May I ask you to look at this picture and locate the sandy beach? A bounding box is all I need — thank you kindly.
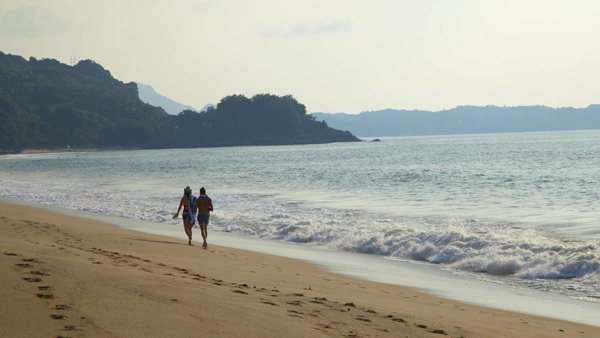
[1,202,598,337]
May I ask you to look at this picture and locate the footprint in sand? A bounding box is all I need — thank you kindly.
[29,271,49,276]
[36,293,54,299]
[354,317,371,322]
[23,277,42,283]
[62,325,80,332]
[388,316,406,323]
[173,267,189,274]
[55,305,72,310]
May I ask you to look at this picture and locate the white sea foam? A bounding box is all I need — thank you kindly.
[0,179,180,226]
[208,193,600,297]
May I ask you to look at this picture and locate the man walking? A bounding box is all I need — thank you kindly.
[195,187,213,248]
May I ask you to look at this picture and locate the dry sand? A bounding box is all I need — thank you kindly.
[1,202,598,337]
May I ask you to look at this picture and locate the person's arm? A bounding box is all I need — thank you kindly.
[208,199,213,212]
[173,198,183,218]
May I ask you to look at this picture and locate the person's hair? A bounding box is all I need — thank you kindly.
[200,187,206,194]
[184,186,192,197]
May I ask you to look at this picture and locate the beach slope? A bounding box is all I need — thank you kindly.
[1,203,597,337]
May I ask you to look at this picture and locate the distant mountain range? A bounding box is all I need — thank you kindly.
[312,105,600,137]
[137,83,201,115]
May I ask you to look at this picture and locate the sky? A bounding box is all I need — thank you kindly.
[1,0,600,114]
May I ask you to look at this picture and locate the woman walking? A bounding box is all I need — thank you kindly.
[173,186,195,245]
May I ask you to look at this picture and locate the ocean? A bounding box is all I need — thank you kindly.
[1,130,599,325]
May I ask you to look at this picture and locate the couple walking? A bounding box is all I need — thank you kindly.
[174,186,213,247]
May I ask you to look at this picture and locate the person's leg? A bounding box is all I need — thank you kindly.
[204,214,209,241]
[184,220,193,245]
[182,218,189,239]
[200,223,207,247]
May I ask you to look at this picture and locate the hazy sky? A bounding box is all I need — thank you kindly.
[1,1,599,114]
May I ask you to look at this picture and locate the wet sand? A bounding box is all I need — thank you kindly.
[1,202,598,337]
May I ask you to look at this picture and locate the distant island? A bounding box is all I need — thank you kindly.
[313,105,600,137]
[0,52,359,153]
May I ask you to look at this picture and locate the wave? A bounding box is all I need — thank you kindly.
[216,203,600,281]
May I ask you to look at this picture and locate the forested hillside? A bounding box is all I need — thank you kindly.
[0,52,358,152]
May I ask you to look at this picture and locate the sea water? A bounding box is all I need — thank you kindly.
[1,130,599,324]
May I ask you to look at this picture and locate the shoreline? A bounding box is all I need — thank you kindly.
[2,202,599,337]
[0,147,143,156]
[20,148,99,155]
[6,196,600,327]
